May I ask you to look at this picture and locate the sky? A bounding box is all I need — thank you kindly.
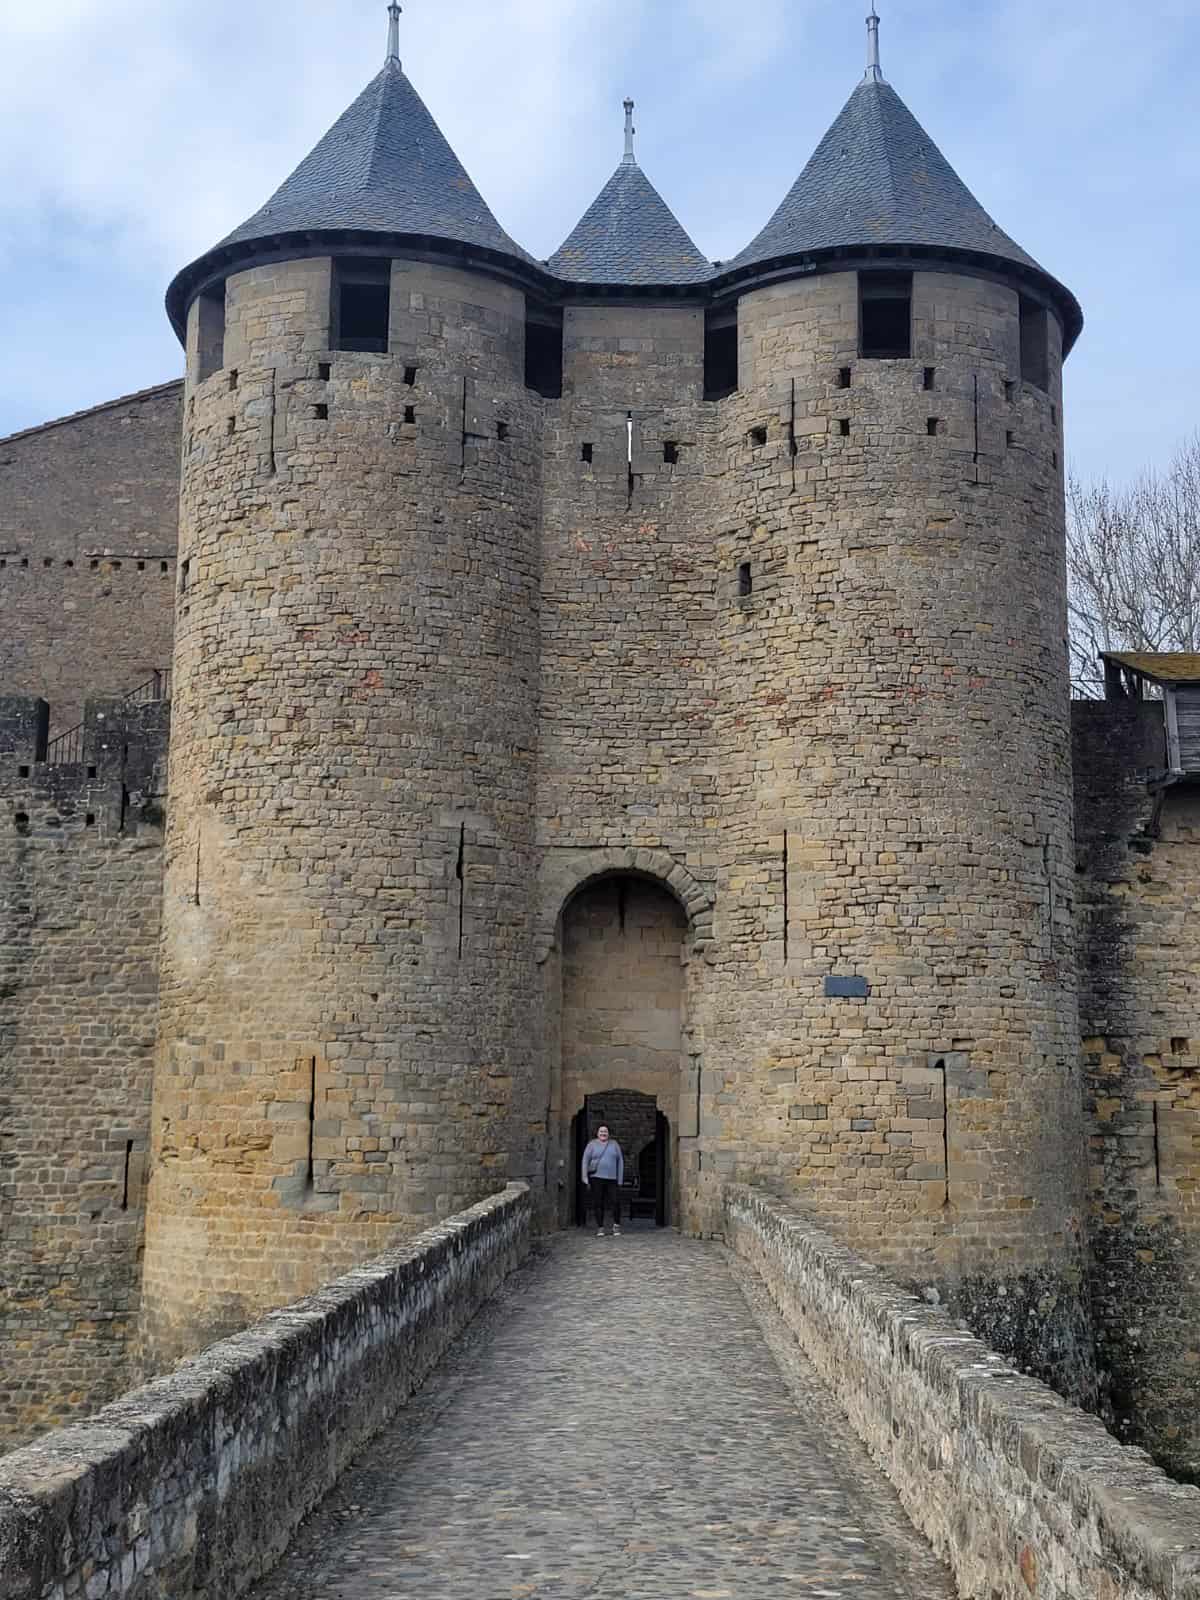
[0,0,1196,484]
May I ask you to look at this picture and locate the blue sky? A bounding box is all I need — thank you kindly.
[0,0,1196,483]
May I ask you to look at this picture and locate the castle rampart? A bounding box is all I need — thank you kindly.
[0,696,168,1448]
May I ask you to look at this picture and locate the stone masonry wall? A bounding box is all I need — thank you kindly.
[0,386,182,736]
[0,696,168,1451]
[1073,697,1200,1482]
[702,269,1091,1398]
[140,258,543,1370]
[0,1185,531,1600]
[726,1184,1200,1600]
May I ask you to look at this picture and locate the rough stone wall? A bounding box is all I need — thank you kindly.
[0,1185,531,1600]
[140,258,543,1369]
[536,303,718,1230]
[1073,698,1200,1481]
[0,386,182,735]
[725,1184,1200,1600]
[0,697,167,1451]
[701,269,1091,1397]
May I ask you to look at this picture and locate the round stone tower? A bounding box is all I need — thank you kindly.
[698,14,1092,1394]
[142,11,549,1367]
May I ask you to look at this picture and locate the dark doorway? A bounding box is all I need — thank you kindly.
[573,1095,669,1228]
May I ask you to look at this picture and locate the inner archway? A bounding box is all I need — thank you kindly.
[560,875,687,1227]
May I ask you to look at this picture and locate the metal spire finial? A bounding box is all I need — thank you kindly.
[623,98,636,165]
[865,2,883,82]
[387,2,402,64]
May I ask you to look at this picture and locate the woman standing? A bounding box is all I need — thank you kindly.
[581,1124,625,1237]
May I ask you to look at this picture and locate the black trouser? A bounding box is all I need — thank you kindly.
[590,1177,619,1229]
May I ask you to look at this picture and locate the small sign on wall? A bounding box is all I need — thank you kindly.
[825,975,869,999]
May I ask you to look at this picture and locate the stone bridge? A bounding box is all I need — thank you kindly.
[2,1188,1198,1600]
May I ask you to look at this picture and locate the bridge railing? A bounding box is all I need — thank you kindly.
[0,1185,531,1600]
[724,1185,1200,1600]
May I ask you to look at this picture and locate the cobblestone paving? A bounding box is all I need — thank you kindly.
[251,1229,957,1599]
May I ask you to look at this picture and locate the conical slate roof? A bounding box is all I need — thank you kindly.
[219,58,530,261]
[732,76,1040,276]
[550,159,712,287]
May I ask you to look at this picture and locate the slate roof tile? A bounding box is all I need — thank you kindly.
[549,161,712,287]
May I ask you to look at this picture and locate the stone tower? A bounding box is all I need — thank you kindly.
[141,11,548,1366]
[143,6,1091,1395]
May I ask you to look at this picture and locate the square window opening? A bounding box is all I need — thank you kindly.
[318,362,331,381]
[333,262,391,354]
[927,417,939,437]
[43,557,52,568]
[663,441,680,465]
[749,425,768,448]
[312,404,328,421]
[525,314,563,399]
[859,271,912,359]
[1019,296,1050,392]
[704,313,738,400]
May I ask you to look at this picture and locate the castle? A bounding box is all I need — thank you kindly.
[3,5,1199,1486]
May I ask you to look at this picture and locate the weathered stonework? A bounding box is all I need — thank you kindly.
[0,385,181,736]
[0,697,168,1448]
[1074,698,1200,1481]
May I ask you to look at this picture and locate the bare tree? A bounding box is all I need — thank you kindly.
[1067,433,1200,696]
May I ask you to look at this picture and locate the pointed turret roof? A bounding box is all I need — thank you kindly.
[725,9,1081,348]
[549,101,712,287]
[218,58,530,262]
[166,17,536,337]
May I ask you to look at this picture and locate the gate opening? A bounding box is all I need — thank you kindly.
[573,1093,669,1228]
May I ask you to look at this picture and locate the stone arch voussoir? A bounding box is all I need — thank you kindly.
[535,847,714,965]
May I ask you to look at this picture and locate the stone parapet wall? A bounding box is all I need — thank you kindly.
[725,1184,1200,1600]
[0,696,169,1449]
[0,1184,531,1600]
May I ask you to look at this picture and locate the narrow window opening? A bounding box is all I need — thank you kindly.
[20,558,28,568]
[525,312,563,399]
[90,559,99,570]
[1019,296,1050,392]
[581,442,594,464]
[859,271,912,359]
[1052,450,1059,469]
[228,369,238,391]
[837,418,850,438]
[404,405,416,425]
[14,812,30,834]
[934,1057,951,1207]
[43,557,52,568]
[497,420,510,441]
[924,367,936,391]
[332,261,391,354]
[318,362,331,381]
[738,561,753,597]
[312,403,328,421]
[749,425,768,448]
[663,441,680,465]
[1154,1101,1162,1188]
[927,417,939,437]
[782,831,789,964]
[404,364,418,387]
[0,559,6,570]
[1051,403,1058,425]
[137,560,145,571]
[1006,430,1016,448]
[121,1141,133,1211]
[85,813,96,827]
[1005,379,1016,403]
[305,1058,317,1189]
[159,561,168,574]
[180,558,190,593]
[196,285,226,382]
[704,311,738,401]
[225,417,235,435]
[456,823,467,960]
[837,367,852,390]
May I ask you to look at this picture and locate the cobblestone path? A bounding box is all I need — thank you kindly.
[252,1229,956,1600]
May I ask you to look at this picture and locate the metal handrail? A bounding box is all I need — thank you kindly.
[45,668,173,764]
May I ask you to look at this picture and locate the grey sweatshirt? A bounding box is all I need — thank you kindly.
[581,1138,624,1184]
